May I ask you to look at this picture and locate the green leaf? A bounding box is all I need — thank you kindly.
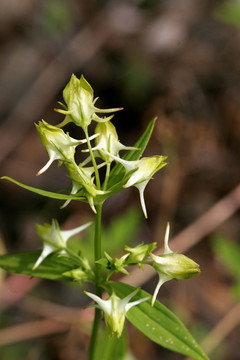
[124,117,157,161]
[93,328,127,360]
[212,236,240,281]
[0,251,79,281]
[215,1,240,28]
[106,117,157,190]
[96,169,137,203]
[232,281,240,300]
[110,282,209,360]
[212,236,240,300]
[1,176,85,201]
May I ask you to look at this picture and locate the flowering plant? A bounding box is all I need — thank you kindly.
[0,75,208,360]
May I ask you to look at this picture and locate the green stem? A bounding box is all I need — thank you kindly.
[89,203,103,360]
[89,307,102,360]
[83,127,104,359]
[103,162,111,191]
[84,127,101,190]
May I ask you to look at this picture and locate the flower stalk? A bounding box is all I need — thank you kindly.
[88,203,103,360]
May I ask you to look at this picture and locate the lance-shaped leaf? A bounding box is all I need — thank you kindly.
[1,176,85,202]
[110,282,209,360]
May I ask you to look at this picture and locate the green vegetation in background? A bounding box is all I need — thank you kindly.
[212,235,240,300]
[41,0,71,35]
[215,1,240,28]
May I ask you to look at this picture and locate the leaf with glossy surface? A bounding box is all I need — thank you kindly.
[110,282,209,360]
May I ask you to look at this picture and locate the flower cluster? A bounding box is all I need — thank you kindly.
[36,74,167,217]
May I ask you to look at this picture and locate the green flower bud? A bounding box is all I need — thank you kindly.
[150,253,200,280]
[36,120,84,175]
[103,152,167,218]
[84,288,149,338]
[63,267,90,282]
[96,251,130,279]
[33,219,91,269]
[63,253,94,283]
[124,242,157,267]
[149,223,200,306]
[56,74,122,130]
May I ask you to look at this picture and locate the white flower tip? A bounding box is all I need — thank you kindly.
[60,200,70,209]
[151,287,159,307]
[36,166,47,176]
[164,222,172,254]
[139,188,148,219]
[91,206,97,214]
[83,290,96,302]
[151,276,167,306]
[87,196,97,214]
[32,258,41,270]
[36,158,54,176]
[125,294,149,312]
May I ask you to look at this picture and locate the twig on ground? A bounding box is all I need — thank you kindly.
[185,302,240,359]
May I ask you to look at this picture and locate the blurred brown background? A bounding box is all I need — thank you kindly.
[0,1,239,359]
